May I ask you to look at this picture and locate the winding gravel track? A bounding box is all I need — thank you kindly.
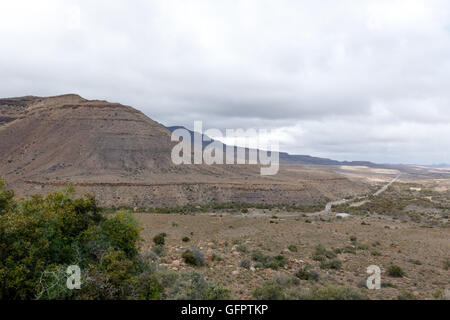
[199,174,401,218]
[310,174,401,216]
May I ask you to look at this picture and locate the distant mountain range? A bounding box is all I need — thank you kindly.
[426,163,450,168]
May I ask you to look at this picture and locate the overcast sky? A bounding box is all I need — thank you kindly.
[1,0,449,164]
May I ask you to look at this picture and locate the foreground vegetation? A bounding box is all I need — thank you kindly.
[0,179,229,300]
[0,179,373,300]
[106,202,325,215]
[2,178,447,300]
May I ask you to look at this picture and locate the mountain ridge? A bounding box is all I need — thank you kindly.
[0,94,374,207]
[166,125,388,168]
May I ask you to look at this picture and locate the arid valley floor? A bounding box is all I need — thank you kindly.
[132,165,449,300]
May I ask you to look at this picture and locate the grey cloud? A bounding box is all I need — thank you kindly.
[0,0,449,164]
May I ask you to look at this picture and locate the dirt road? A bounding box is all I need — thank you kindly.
[373,174,401,196]
[310,174,401,216]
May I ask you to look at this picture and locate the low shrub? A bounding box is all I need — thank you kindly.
[0,180,231,300]
[397,291,417,300]
[370,250,381,256]
[295,266,319,282]
[182,248,205,266]
[211,254,223,262]
[252,281,284,300]
[343,245,356,254]
[443,258,450,270]
[153,233,166,246]
[312,244,341,270]
[0,178,14,214]
[320,259,342,270]
[409,259,422,265]
[381,281,398,288]
[273,273,299,286]
[251,251,287,270]
[151,245,165,257]
[388,265,405,278]
[301,285,367,300]
[166,271,230,300]
[356,243,369,250]
[236,244,249,253]
[240,258,251,269]
[312,245,337,262]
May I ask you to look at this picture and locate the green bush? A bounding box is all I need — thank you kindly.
[211,254,223,262]
[166,271,230,300]
[251,250,265,262]
[312,244,343,271]
[80,248,140,300]
[288,245,298,252]
[295,266,319,281]
[236,244,249,253]
[182,248,205,266]
[182,250,196,265]
[253,281,285,300]
[301,285,367,300]
[269,255,287,270]
[182,236,190,242]
[312,244,337,262]
[443,258,450,270]
[254,281,367,300]
[0,186,146,299]
[320,259,342,270]
[240,258,251,269]
[101,210,140,257]
[432,289,445,300]
[370,250,381,256]
[0,178,14,214]
[251,251,287,270]
[397,291,417,300]
[274,273,299,287]
[381,281,398,288]
[153,233,166,246]
[0,182,231,300]
[356,243,369,250]
[151,245,165,257]
[388,265,405,278]
[205,286,231,300]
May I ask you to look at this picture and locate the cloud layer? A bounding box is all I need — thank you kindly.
[1,0,449,164]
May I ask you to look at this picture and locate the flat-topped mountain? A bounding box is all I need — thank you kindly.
[0,94,177,183]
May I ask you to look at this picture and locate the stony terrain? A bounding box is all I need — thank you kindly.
[134,176,449,300]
